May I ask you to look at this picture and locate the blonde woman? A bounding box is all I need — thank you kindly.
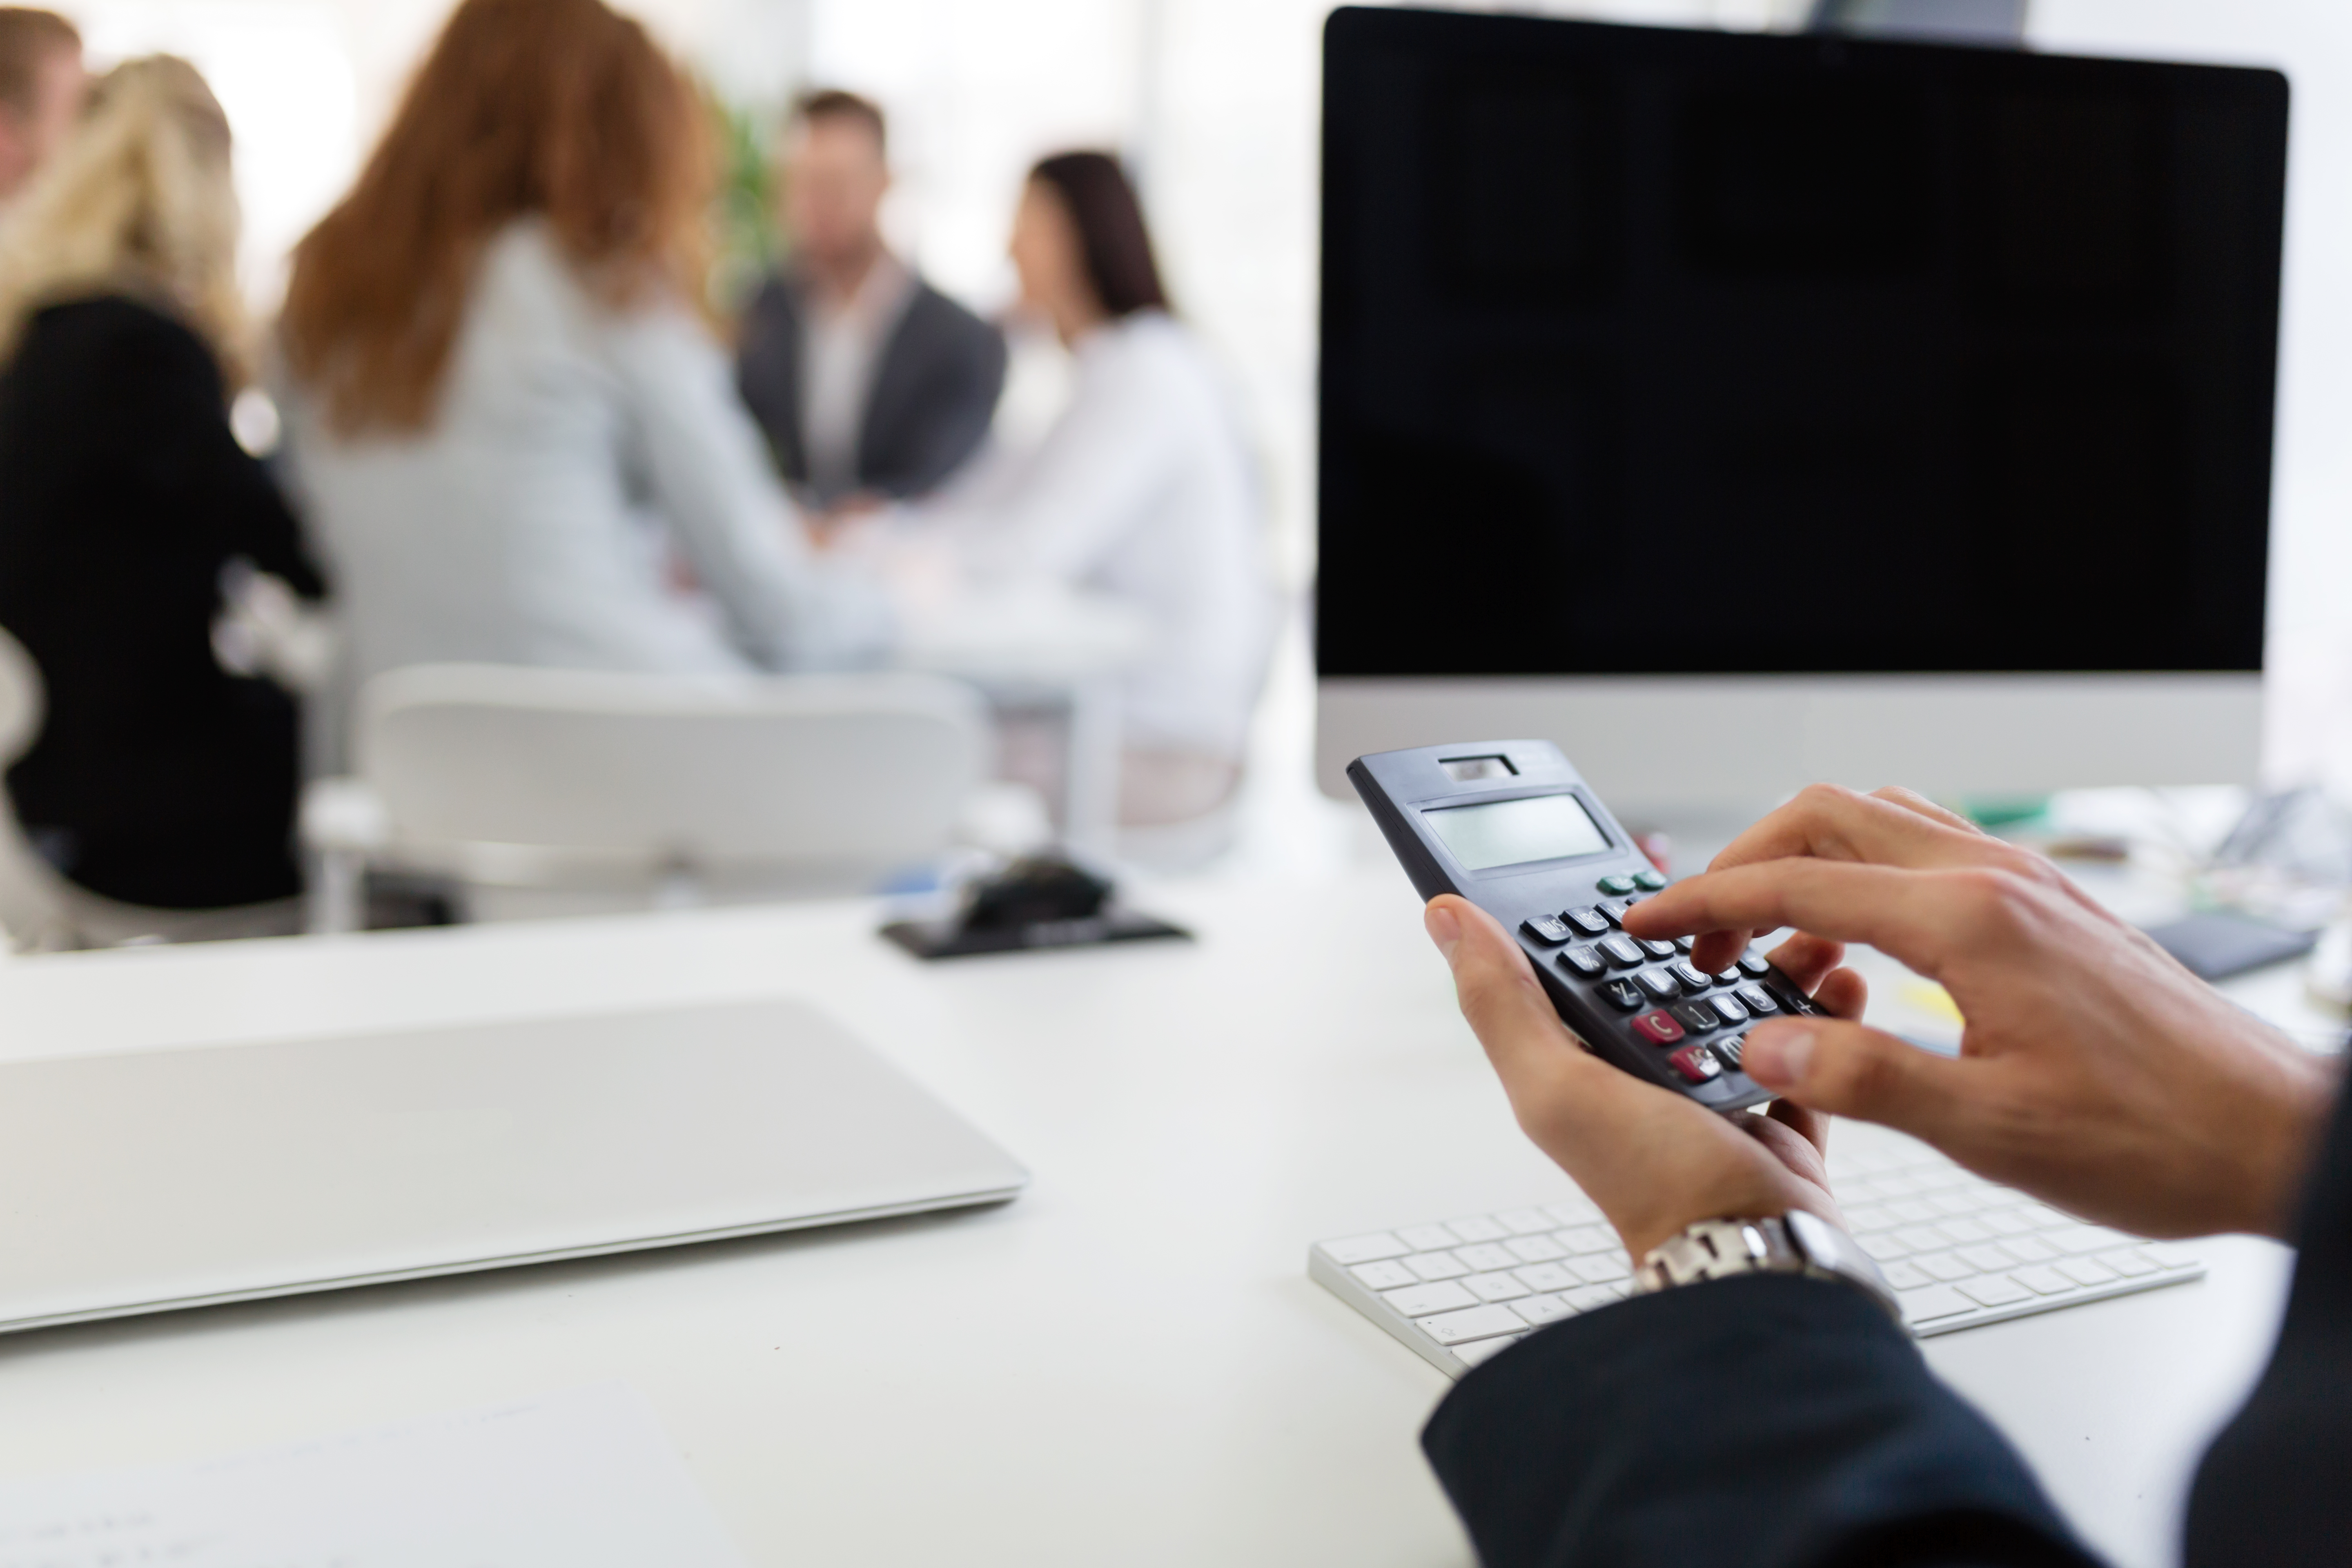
[0,56,325,911]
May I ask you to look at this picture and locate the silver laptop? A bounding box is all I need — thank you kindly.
[0,998,1027,1332]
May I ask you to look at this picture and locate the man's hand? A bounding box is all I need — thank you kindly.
[1623,784,2341,1241]
[1426,894,1865,1261]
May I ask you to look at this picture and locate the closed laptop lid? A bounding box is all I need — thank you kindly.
[0,998,1027,1332]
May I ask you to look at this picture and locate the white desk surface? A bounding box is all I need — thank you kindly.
[0,868,2323,1568]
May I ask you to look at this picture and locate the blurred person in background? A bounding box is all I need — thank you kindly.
[0,8,81,204]
[735,89,1004,513]
[278,0,889,697]
[0,57,327,910]
[896,152,1272,829]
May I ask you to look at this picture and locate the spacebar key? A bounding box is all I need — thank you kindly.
[1419,1304,1531,1345]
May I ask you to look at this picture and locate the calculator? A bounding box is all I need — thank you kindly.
[1348,739,1821,1111]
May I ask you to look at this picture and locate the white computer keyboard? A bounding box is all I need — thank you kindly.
[1310,1136,2203,1378]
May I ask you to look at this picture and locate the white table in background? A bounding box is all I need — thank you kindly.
[893,587,1146,858]
[0,867,2326,1568]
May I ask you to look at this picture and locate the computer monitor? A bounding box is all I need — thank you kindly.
[1315,9,2287,812]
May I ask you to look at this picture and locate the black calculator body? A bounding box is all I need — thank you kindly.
[1349,739,1820,1112]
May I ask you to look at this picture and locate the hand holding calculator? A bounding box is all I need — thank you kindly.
[1349,740,1823,1111]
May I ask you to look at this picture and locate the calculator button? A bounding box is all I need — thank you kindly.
[1600,979,1645,1011]
[1638,938,1678,960]
[1737,952,1772,977]
[1563,906,1610,937]
[1669,961,1713,990]
[1669,1045,1723,1083]
[1597,874,1638,896]
[1633,870,1668,891]
[1673,935,1695,952]
[1522,915,1572,944]
[1599,935,1643,967]
[1559,947,1605,979]
[1715,1034,1746,1069]
[1635,968,1681,1002]
[1672,1000,1722,1032]
[1711,993,1750,1025]
[1715,969,1740,987]
[1630,1010,1685,1045]
[1596,899,1633,927]
[1737,982,1778,1014]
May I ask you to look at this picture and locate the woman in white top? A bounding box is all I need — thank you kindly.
[276,0,886,694]
[912,152,1271,827]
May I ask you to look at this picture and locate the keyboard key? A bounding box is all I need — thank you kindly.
[1844,1205,1896,1233]
[1383,1281,1478,1316]
[2017,1204,2074,1229]
[1512,1263,1577,1292]
[1571,1254,1631,1284]
[1736,982,1778,1014]
[1670,1001,1722,1032]
[1668,1044,1722,1082]
[1955,1244,2021,1274]
[2049,1224,2132,1256]
[1957,1275,2034,1308]
[1913,1252,1975,1282]
[1935,1217,1993,1245]
[1600,979,1645,1011]
[1597,874,1638,896]
[1445,1215,1507,1243]
[1560,947,1606,979]
[1673,935,1696,952]
[1631,1010,1685,1045]
[1323,1232,1410,1265]
[1466,1270,1531,1302]
[1349,1260,1418,1290]
[1505,1234,1568,1263]
[1406,1251,1472,1281]
[2140,1242,2201,1270]
[1715,970,1742,987]
[1454,1243,1521,1273]
[1893,1226,1946,1254]
[2054,1257,2120,1287]
[1711,994,1750,1025]
[1496,1208,1556,1234]
[1714,1034,1746,1069]
[1599,935,1644,967]
[1398,1224,1459,1252]
[1454,1333,1522,1367]
[1858,1234,1911,1262]
[1633,869,1668,891]
[1513,1294,1573,1325]
[1898,1284,1975,1324]
[1737,952,1772,977]
[2000,1235,2058,1263]
[1543,1198,1603,1227]
[1556,1225,1617,1255]
[1421,1304,1531,1345]
[2093,1248,2160,1278]
[1564,906,1611,937]
[1879,1261,1933,1290]
[1670,961,1714,990]
[1523,915,1573,944]
[1929,1190,1987,1216]
[1637,938,1677,960]
[1564,1283,1627,1311]
[1596,900,1633,927]
[2010,1265,2077,1296]
[1978,1208,2036,1236]
[1636,969,1682,1002]
[1886,1200,1938,1225]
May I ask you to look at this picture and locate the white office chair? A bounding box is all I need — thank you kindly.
[0,626,303,951]
[304,663,1017,929]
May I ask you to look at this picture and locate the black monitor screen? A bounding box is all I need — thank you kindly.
[1318,8,2285,677]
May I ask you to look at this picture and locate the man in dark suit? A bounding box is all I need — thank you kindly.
[735,89,1006,512]
[1414,784,2345,1568]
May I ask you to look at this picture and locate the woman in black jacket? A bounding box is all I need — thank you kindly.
[0,56,324,911]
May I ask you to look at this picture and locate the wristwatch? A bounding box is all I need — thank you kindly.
[1634,1209,1903,1323]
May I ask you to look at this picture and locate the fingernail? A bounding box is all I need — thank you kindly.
[1425,902,1461,959]
[1746,1028,1815,1087]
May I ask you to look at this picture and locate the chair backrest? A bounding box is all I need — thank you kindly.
[355,664,989,872]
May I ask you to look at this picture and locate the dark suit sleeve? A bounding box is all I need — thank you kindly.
[2185,1082,2352,1567]
[1423,1274,2100,1568]
[114,314,326,600]
[860,288,1007,498]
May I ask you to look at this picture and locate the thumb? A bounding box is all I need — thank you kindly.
[1742,1016,1969,1142]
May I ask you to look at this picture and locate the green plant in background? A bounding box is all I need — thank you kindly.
[705,88,782,322]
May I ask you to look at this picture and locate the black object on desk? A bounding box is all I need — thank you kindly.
[2141,911,2318,982]
[880,855,1191,960]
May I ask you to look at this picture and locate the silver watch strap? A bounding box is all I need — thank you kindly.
[1635,1213,1902,1322]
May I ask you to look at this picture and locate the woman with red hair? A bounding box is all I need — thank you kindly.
[279,0,886,697]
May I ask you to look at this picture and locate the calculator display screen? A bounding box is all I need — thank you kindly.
[1424,793,1608,871]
